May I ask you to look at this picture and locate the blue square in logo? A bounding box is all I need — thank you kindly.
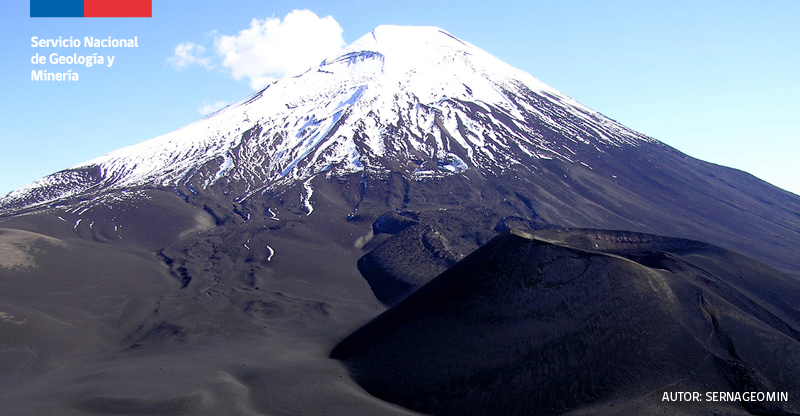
[31,0,84,17]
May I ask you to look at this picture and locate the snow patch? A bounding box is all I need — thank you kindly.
[302,177,314,216]
[437,153,468,173]
[266,245,274,262]
[210,154,235,186]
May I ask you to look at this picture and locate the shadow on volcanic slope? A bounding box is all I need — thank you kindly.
[332,229,800,416]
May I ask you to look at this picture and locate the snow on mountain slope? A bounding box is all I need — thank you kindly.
[1,25,653,215]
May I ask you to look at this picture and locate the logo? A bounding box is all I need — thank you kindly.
[31,0,151,18]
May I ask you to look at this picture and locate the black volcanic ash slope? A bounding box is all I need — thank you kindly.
[332,229,800,416]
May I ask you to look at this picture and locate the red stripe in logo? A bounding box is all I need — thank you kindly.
[84,0,151,17]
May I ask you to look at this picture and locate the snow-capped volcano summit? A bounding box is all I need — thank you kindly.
[1,25,799,282]
[2,26,649,214]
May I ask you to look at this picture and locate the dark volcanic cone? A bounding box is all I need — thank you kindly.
[358,219,460,305]
[332,230,800,416]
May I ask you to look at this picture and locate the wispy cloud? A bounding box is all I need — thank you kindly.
[168,10,345,90]
[167,42,212,70]
[197,100,231,115]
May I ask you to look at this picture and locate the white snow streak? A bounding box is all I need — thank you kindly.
[302,178,314,216]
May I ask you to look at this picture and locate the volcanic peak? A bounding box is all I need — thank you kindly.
[2,25,651,216]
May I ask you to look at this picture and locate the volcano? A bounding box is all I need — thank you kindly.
[1,26,799,415]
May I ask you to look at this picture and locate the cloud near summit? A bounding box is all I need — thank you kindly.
[168,10,345,90]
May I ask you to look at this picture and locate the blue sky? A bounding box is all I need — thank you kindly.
[1,0,798,195]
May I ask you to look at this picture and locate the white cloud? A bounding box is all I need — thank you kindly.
[197,101,230,116]
[214,9,345,90]
[169,10,344,91]
[168,42,212,70]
